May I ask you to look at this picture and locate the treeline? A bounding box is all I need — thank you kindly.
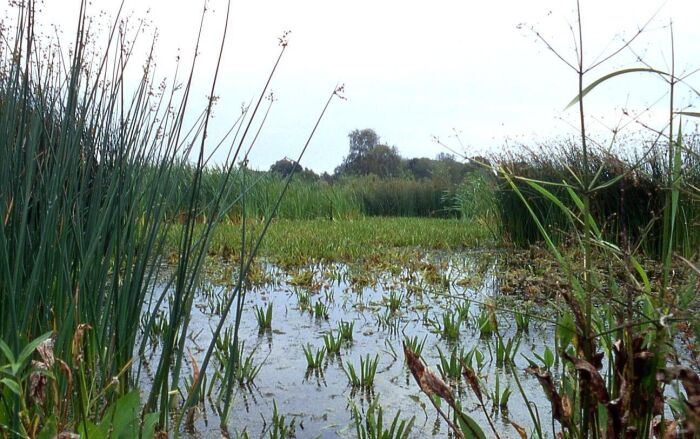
[260,128,481,217]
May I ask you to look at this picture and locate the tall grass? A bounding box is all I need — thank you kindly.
[162,166,363,221]
[0,1,339,436]
[494,140,700,255]
[495,3,700,438]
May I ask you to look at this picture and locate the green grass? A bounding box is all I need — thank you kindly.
[196,217,493,265]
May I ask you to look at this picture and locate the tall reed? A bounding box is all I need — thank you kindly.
[0,1,340,435]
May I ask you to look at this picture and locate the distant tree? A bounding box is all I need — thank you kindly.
[436,152,456,162]
[361,145,404,177]
[347,129,379,161]
[407,157,435,179]
[270,158,302,177]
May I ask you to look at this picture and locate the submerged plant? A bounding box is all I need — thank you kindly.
[476,302,498,338]
[402,335,427,358]
[494,335,520,368]
[313,300,329,320]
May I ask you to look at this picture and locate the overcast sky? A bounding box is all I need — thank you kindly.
[14,0,700,173]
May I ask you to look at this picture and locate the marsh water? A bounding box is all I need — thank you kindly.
[139,251,560,438]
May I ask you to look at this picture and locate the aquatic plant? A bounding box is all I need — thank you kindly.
[338,320,354,342]
[344,354,379,389]
[255,303,273,333]
[402,335,427,358]
[323,331,343,355]
[385,290,405,313]
[302,344,326,370]
[514,304,531,333]
[268,400,296,439]
[313,300,329,320]
[476,302,498,338]
[436,346,465,382]
[436,311,461,341]
[490,374,512,413]
[351,397,415,439]
[494,335,519,368]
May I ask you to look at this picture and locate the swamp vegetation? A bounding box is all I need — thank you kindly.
[1,0,700,438]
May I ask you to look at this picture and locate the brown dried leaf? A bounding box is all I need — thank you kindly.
[71,323,92,367]
[525,366,567,425]
[562,352,610,404]
[188,350,200,389]
[403,342,425,386]
[461,362,483,402]
[403,342,455,408]
[422,367,455,407]
[509,419,528,439]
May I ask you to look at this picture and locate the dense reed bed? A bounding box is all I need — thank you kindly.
[494,139,700,256]
[0,1,341,436]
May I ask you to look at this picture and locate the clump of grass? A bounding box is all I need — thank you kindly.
[463,346,486,373]
[402,335,427,359]
[490,374,512,413]
[436,311,461,341]
[215,329,262,386]
[384,290,405,313]
[268,400,296,439]
[455,300,471,321]
[302,344,326,369]
[377,310,400,335]
[255,303,273,333]
[351,397,415,439]
[323,331,343,355]
[338,320,354,342]
[295,289,311,311]
[494,335,519,368]
[514,305,530,333]
[476,302,497,338]
[313,300,329,320]
[437,346,465,382]
[344,354,379,389]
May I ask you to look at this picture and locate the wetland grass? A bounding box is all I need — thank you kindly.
[302,344,326,370]
[344,354,379,389]
[0,0,342,435]
[254,303,273,332]
[351,397,415,439]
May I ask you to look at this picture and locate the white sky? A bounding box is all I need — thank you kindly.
[10,0,700,173]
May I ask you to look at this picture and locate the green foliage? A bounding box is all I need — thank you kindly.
[302,344,326,369]
[77,391,158,439]
[338,320,354,342]
[203,217,492,266]
[323,332,343,355]
[351,397,415,439]
[254,303,273,333]
[269,401,296,439]
[344,354,379,389]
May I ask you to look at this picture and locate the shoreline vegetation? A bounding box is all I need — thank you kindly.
[1,0,699,438]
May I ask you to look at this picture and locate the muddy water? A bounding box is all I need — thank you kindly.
[140,252,557,438]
